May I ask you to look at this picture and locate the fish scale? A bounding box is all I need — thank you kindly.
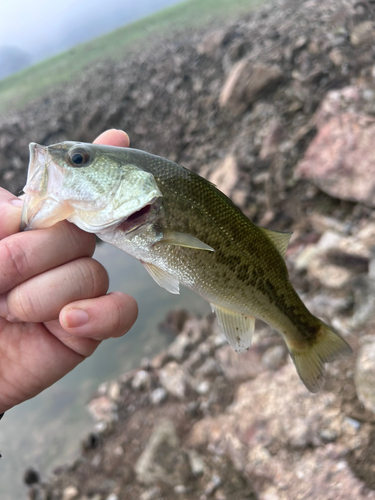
[21,141,352,392]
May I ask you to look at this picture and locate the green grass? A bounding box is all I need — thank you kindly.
[0,0,265,114]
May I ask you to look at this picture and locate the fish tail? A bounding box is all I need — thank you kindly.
[289,321,352,393]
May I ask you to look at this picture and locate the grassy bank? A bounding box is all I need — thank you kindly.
[0,0,265,114]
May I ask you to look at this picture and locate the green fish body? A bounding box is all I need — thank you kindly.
[21,142,352,392]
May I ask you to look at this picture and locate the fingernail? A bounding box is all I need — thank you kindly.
[117,130,130,144]
[0,294,8,318]
[10,198,23,208]
[63,309,90,328]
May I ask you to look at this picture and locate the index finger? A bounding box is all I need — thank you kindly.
[0,188,23,240]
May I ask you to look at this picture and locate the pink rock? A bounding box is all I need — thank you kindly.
[297,113,375,207]
[219,61,283,115]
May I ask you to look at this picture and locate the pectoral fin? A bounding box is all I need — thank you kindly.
[141,262,180,294]
[212,304,255,353]
[157,230,214,252]
[258,227,292,257]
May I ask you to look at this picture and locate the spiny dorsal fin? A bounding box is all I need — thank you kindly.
[211,304,255,353]
[141,261,180,294]
[157,230,214,252]
[259,227,292,257]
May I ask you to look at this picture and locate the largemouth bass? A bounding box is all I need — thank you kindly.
[21,141,352,392]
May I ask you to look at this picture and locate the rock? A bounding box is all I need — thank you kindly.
[159,309,190,334]
[188,363,375,499]
[150,387,168,405]
[140,487,161,500]
[159,362,189,399]
[196,380,210,395]
[197,30,228,56]
[261,345,287,371]
[297,113,375,208]
[195,357,221,377]
[62,486,79,500]
[167,334,192,361]
[219,60,283,115]
[107,381,121,401]
[23,468,40,485]
[187,450,206,477]
[132,370,152,391]
[329,48,344,67]
[350,21,375,46]
[207,154,238,198]
[87,396,117,422]
[205,475,222,496]
[308,260,353,289]
[259,119,284,160]
[313,86,361,128]
[215,344,265,381]
[355,341,375,414]
[134,421,192,486]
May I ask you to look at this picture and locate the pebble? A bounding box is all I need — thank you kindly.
[205,475,222,496]
[261,345,286,370]
[140,487,161,500]
[62,486,79,500]
[355,342,375,414]
[150,387,168,405]
[132,370,152,390]
[196,380,210,395]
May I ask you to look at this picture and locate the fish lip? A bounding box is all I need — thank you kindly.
[20,143,49,231]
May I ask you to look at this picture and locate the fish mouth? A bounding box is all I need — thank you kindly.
[117,200,161,235]
[21,143,73,231]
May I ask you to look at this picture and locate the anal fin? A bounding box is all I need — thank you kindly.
[212,304,255,353]
[142,262,180,294]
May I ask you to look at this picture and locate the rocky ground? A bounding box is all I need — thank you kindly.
[1,0,375,498]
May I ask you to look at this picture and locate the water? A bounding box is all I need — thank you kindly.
[0,242,210,499]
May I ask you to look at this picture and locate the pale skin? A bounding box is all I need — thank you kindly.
[0,129,139,415]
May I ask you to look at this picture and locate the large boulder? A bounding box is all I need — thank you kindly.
[297,113,375,207]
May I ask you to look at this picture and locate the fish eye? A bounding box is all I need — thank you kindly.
[66,147,91,167]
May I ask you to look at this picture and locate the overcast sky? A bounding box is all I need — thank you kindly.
[0,0,184,62]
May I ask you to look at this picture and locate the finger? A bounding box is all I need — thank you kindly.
[94,129,130,147]
[42,319,102,358]
[59,291,138,342]
[0,221,96,295]
[0,188,24,240]
[0,257,109,323]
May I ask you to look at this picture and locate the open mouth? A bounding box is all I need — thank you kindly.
[118,204,154,233]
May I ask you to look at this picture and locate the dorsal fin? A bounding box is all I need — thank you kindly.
[259,227,292,257]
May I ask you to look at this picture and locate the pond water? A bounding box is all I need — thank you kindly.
[0,242,210,500]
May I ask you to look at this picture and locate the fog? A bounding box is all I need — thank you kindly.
[0,0,184,78]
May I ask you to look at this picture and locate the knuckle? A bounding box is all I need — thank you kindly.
[1,237,31,284]
[75,258,109,297]
[61,222,96,257]
[7,284,40,322]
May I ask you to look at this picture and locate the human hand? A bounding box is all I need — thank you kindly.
[0,130,138,414]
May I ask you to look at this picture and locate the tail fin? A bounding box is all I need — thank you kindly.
[289,321,352,393]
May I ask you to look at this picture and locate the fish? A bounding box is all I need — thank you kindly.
[21,141,352,392]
